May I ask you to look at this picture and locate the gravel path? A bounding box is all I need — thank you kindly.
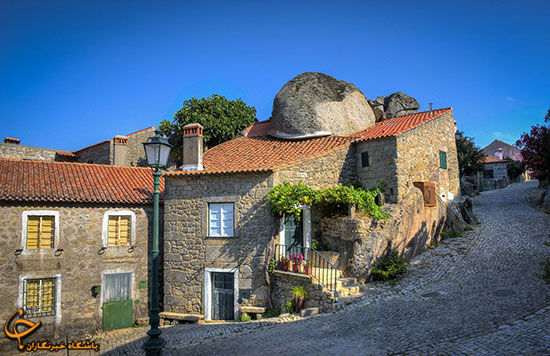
[106,181,550,355]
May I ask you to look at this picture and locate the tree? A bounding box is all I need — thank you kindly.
[516,122,550,187]
[455,130,484,178]
[159,94,257,164]
[504,156,525,182]
[545,106,550,123]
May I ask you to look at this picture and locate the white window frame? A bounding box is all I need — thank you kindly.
[208,203,234,237]
[102,210,136,248]
[21,210,60,254]
[18,274,62,324]
[278,205,311,250]
[100,270,134,306]
[204,267,239,321]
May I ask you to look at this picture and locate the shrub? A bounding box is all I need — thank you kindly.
[238,312,251,322]
[285,300,296,313]
[464,225,474,231]
[262,308,281,318]
[268,258,276,274]
[371,252,408,281]
[291,286,308,300]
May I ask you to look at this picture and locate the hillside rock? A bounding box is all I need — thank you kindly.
[384,92,420,118]
[271,72,376,137]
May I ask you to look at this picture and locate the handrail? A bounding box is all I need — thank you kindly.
[273,244,338,298]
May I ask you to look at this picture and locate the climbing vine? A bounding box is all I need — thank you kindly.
[266,181,389,220]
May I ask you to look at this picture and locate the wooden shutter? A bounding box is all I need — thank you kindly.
[108,216,118,247]
[108,216,131,247]
[24,278,55,316]
[26,216,54,249]
[439,150,447,169]
[41,279,55,313]
[25,279,40,311]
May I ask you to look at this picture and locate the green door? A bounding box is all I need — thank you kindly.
[284,214,303,254]
[102,273,133,330]
[211,272,234,321]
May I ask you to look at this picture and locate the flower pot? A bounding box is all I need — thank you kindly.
[292,263,300,273]
[281,260,289,271]
[296,297,303,313]
[304,265,312,275]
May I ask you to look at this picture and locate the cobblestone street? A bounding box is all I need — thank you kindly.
[106,181,549,356]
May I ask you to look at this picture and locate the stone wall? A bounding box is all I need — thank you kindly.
[270,271,333,312]
[320,188,446,282]
[395,111,460,201]
[126,127,155,167]
[163,172,275,317]
[0,143,74,162]
[355,137,399,202]
[76,141,113,165]
[0,202,153,344]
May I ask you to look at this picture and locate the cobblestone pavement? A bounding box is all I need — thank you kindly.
[106,181,549,355]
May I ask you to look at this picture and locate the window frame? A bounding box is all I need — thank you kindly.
[361,151,370,168]
[208,203,234,237]
[439,150,448,170]
[18,274,61,322]
[102,210,136,248]
[21,211,60,253]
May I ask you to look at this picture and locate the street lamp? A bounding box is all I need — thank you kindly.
[142,129,171,355]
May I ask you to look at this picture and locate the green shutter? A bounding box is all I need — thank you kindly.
[439,150,447,169]
[361,151,369,167]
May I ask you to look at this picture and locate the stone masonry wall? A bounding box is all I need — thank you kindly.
[126,127,155,167]
[163,173,275,317]
[76,141,113,165]
[395,111,460,201]
[355,137,399,203]
[0,202,153,344]
[271,271,333,313]
[0,143,74,162]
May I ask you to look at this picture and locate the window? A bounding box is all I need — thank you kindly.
[23,278,56,317]
[484,169,494,179]
[26,216,54,249]
[361,151,370,167]
[107,216,131,247]
[413,182,437,207]
[209,203,234,237]
[439,150,447,169]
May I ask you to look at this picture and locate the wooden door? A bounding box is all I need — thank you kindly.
[211,272,234,321]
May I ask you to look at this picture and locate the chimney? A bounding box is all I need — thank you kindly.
[113,135,128,165]
[495,148,504,160]
[182,123,203,171]
[4,137,20,144]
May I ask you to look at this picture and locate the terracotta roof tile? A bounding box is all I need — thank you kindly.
[164,135,354,176]
[0,159,163,204]
[244,121,272,137]
[352,108,452,142]
[483,155,504,163]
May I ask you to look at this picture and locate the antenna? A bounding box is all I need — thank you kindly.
[429,103,433,112]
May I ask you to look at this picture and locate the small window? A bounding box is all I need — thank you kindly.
[209,203,234,237]
[26,216,55,249]
[107,216,131,247]
[23,278,56,317]
[439,150,447,169]
[483,169,494,179]
[413,182,437,207]
[361,151,370,167]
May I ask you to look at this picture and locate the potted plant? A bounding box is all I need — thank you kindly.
[291,286,308,313]
[289,253,304,273]
[280,256,290,271]
[304,260,312,275]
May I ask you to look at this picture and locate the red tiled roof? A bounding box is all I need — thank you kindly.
[483,155,504,163]
[244,121,272,137]
[0,159,163,204]
[353,108,452,142]
[74,127,155,153]
[164,135,355,176]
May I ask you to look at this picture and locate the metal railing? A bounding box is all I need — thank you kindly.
[273,244,338,296]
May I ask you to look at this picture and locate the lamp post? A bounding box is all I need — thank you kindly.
[142,130,171,356]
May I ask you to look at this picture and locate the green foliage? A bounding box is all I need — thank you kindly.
[291,286,309,300]
[311,239,329,251]
[238,312,252,322]
[370,252,408,282]
[448,230,463,238]
[262,308,281,318]
[159,94,257,165]
[504,157,525,181]
[426,241,438,250]
[285,300,296,313]
[536,258,550,284]
[268,258,276,274]
[464,225,474,231]
[266,182,389,220]
[455,130,485,177]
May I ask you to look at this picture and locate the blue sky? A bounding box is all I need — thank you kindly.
[1,0,548,151]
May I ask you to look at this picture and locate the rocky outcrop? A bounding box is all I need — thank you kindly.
[271,72,376,137]
[461,175,479,197]
[367,92,420,121]
[445,196,475,233]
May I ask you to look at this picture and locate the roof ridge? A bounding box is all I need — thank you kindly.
[0,158,155,171]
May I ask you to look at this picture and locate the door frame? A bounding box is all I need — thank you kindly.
[204,267,238,321]
[278,205,311,251]
[101,271,134,308]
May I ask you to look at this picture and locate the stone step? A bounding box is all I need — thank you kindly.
[333,292,367,310]
[336,277,357,288]
[300,307,319,317]
[159,312,204,323]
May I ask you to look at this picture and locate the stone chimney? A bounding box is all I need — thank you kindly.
[495,148,504,160]
[4,137,20,144]
[182,123,203,171]
[113,135,128,166]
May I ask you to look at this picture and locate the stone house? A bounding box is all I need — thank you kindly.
[0,126,155,166]
[480,155,509,191]
[0,158,163,347]
[162,73,459,321]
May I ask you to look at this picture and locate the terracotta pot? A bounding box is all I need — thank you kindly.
[281,260,289,271]
[292,263,300,273]
[304,265,312,275]
[296,297,303,313]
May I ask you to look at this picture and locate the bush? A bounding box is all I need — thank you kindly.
[262,308,281,318]
[371,252,408,281]
[238,312,251,322]
[291,286,308,300]
[285,300,296,313]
